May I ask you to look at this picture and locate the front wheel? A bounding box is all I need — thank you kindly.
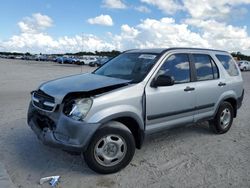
[209,102,234,134]
[84,121,135,174]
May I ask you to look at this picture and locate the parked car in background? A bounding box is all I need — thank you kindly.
[35,55,48,61]
[56,56,74,64]
[0,55,7,59]
[56,56,67,64]
[89,57,110,67]
[77,58,85,65]
[238,60,250,71]
[55,56,63,63]
[21,55,36,61]
[21,55,29,60]
[15,55,23,60]
[71,57,80,64]
[8,55,15,59]
[46,56,57,62]
[80,56,98,65]
[28,48,244,174]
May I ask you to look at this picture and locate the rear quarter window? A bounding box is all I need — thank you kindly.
[193,54,219,81]
[216,54,239,76]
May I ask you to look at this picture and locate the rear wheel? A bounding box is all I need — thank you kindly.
[209,102,234,134]
[84,121,135,174]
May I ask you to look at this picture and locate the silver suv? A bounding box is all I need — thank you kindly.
[28,48,244,174]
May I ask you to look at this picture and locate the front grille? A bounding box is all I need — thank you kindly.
[32,90,56,112]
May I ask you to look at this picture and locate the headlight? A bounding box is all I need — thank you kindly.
[64,98,93,121]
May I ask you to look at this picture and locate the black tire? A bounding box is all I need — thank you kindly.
[243,67,246,71]
[209,101,234,134]
[84,121,135,174]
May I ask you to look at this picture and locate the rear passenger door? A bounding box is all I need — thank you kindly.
[190,53,223,121]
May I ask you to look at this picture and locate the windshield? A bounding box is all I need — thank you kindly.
[94,53,159,83]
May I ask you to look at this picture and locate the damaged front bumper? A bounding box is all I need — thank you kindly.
[27,102,101,152]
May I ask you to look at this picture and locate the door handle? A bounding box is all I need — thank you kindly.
[218,82,226,87]
[184,86,195,92]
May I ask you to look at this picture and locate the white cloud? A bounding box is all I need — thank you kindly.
[2,33,115,54]
[1,12,250,55]
[87,14,113,26]
[102,0,127,9]
[140,0,250,21]
[141,0,183,14]
[131,17,209,48]
[135,5,151,13]
[0,13,114,53]
[121,24,140,37]
[17,13,53,34]
[185,18,250,51]
[183,0,250,20]
[110,17,250,53]
[33,13,53,28]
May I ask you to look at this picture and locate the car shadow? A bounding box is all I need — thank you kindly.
[5,119,94,176]
[8,119,212,178]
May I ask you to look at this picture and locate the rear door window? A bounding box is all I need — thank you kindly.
[193,54,218,81]
[216,54,239,76]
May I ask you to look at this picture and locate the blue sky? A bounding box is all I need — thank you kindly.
[0,0,250,54]
[0,0,163,38]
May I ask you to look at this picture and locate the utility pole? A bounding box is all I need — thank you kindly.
[81,32,84,73]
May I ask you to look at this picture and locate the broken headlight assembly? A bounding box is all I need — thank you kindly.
[63,98,93,121]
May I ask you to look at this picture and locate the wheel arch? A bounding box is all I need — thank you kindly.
[215,97,237,118]
[223,98,237,117]
[112,117,144,149]
[98,114,145,149]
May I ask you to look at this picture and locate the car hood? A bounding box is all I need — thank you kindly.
[39,73,130,101]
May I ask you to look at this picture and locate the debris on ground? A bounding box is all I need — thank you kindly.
[39,175,60,187]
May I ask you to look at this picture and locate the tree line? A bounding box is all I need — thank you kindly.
[0,50,122,57]
[231,52,250,61]
[0,50,250,60]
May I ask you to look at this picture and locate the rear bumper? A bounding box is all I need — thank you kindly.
[27,103,101,152]
[237,89,244,109]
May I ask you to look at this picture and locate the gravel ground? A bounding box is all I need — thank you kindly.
[0,58,249,188]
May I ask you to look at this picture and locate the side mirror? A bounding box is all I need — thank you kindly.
[151,75,175,88]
